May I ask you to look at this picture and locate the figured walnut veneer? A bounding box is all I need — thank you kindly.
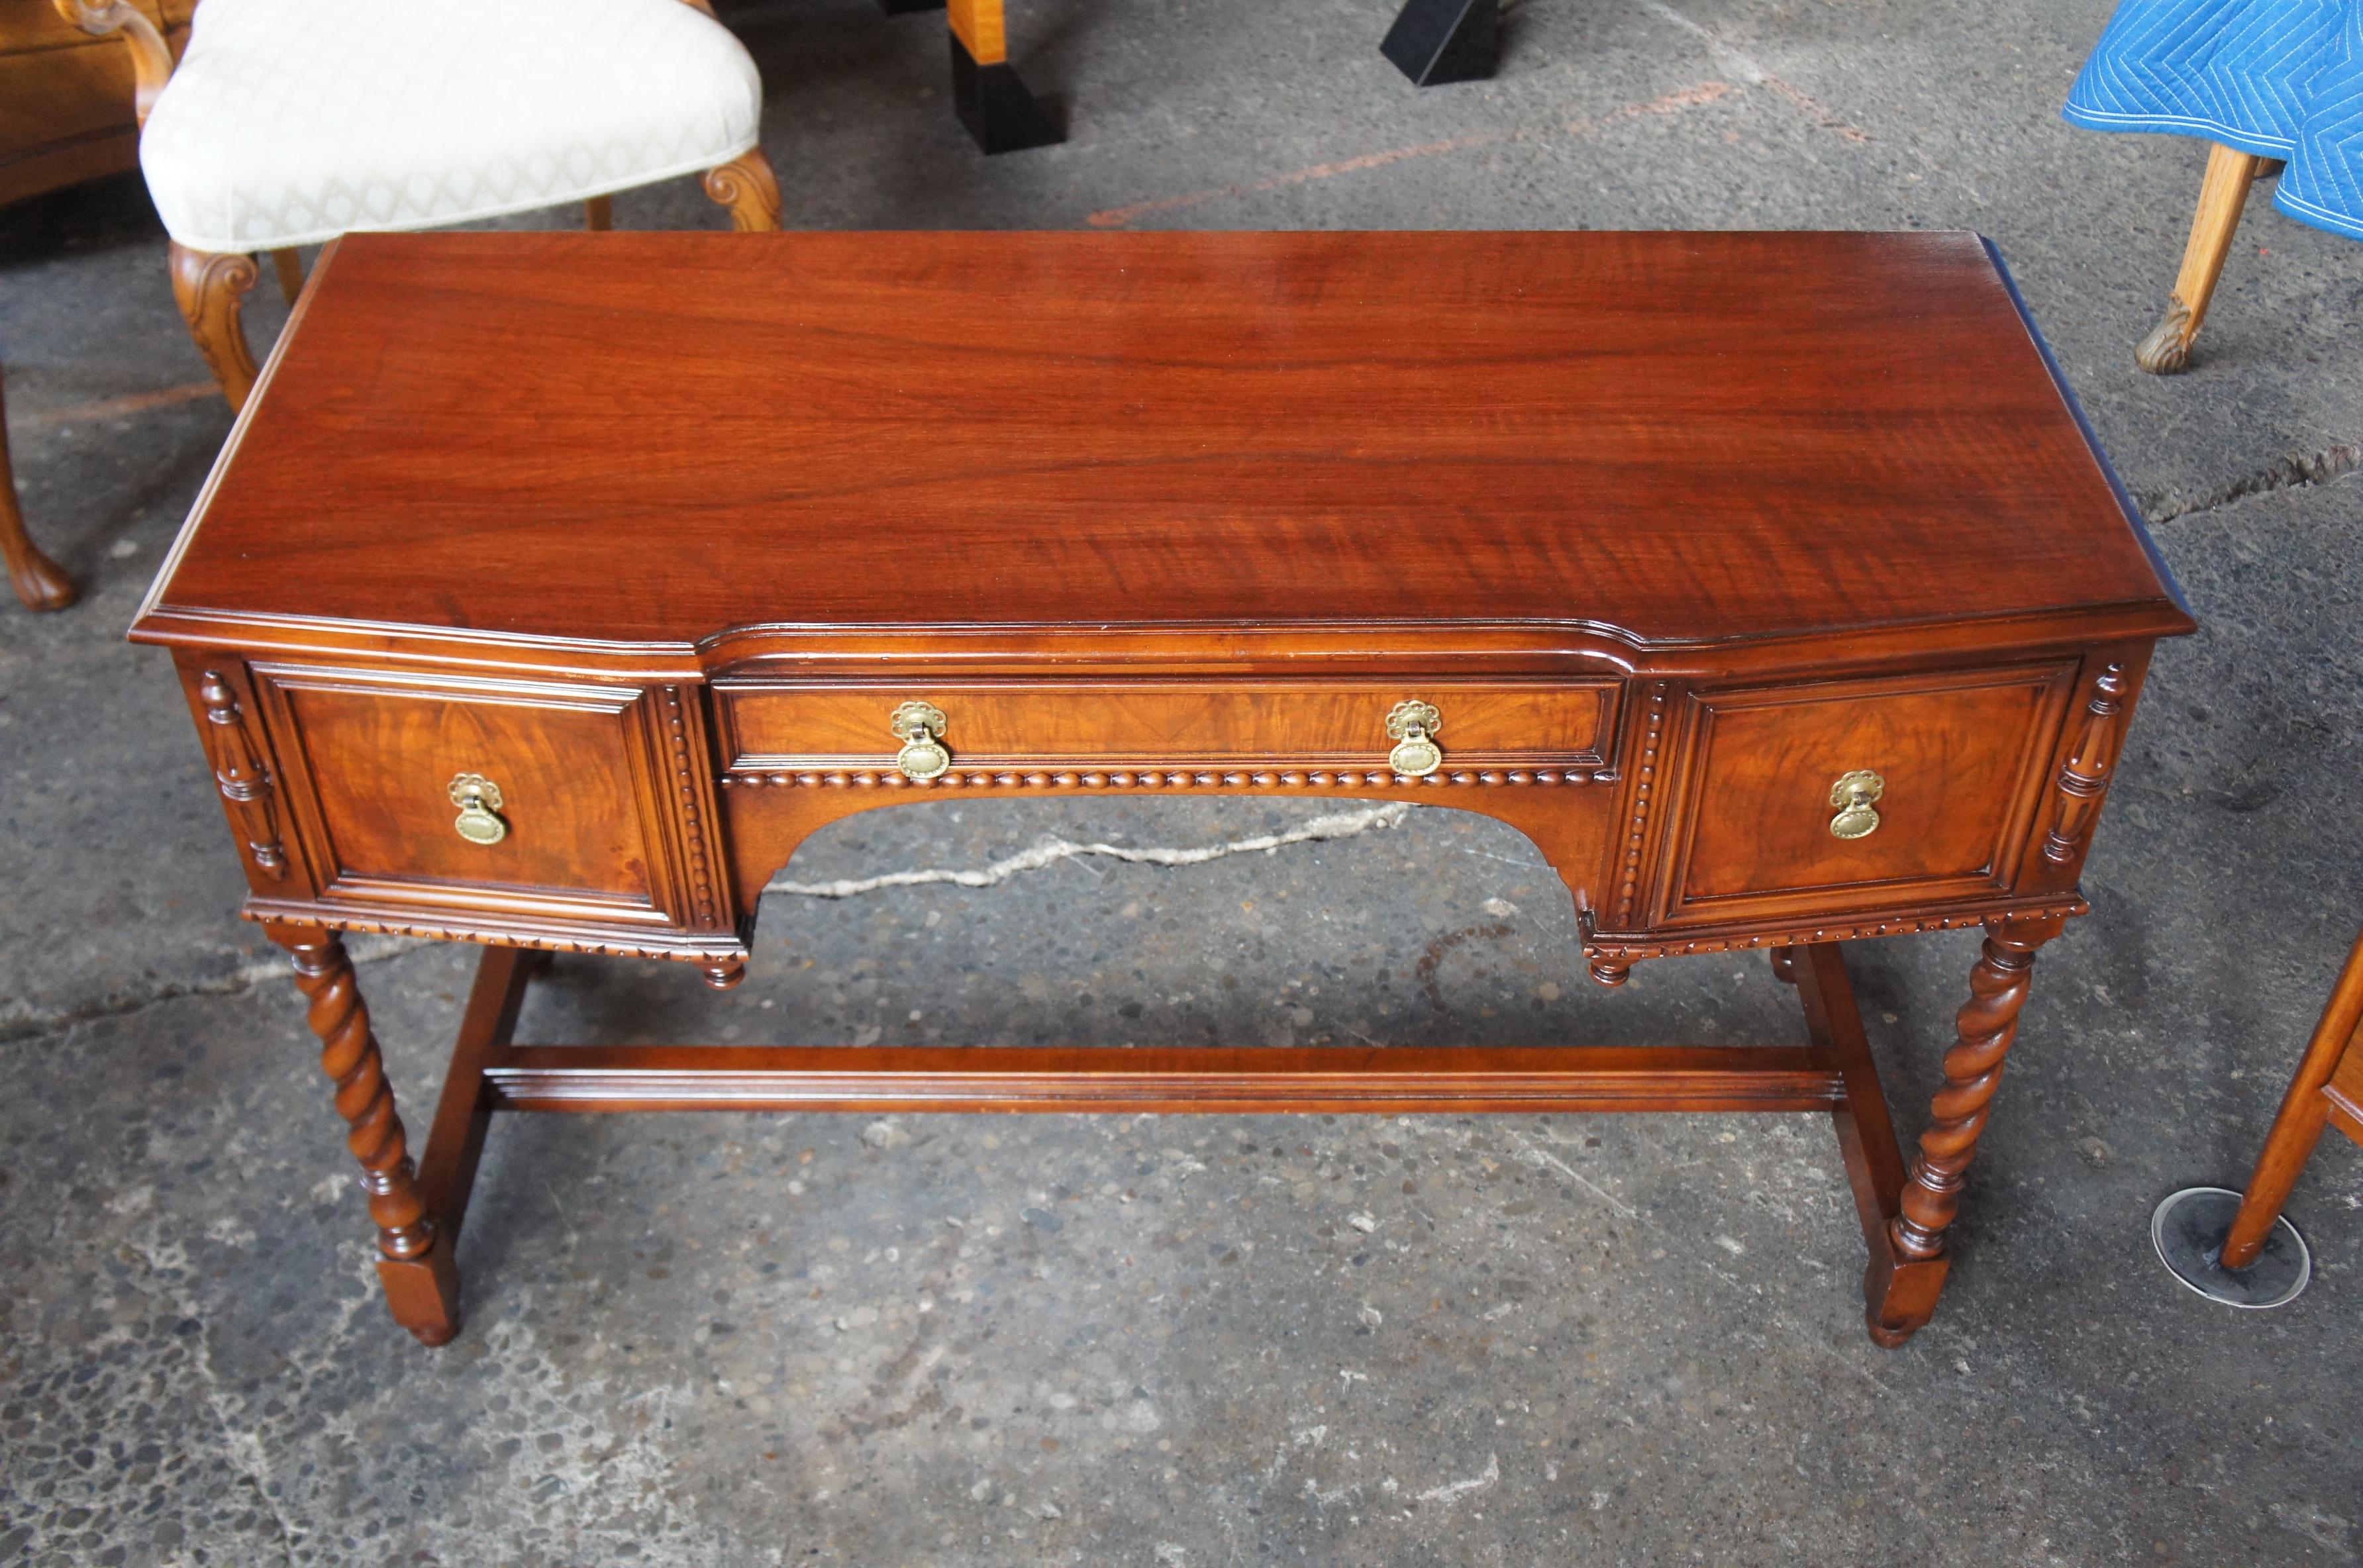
[132,230,2193,1349]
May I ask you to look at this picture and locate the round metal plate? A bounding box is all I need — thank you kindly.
[2150,1185,2311,1310]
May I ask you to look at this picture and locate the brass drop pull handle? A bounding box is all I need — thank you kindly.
[449,773,509,846]
[891,701,952,781]
[1828,769,1885,840]
[1385,699,1444,777]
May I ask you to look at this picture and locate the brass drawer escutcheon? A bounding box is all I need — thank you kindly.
[890,701,952,781]
[1385,699,1444,777]
[1828,769,1885,840]
[448,773,509,846]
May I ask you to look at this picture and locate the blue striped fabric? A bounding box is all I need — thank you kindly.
[2065,0,2363,242]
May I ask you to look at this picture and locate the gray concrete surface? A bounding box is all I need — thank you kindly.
[3,0,2360,1561]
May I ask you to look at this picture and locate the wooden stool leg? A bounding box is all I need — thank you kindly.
[702,148,783,232]
[2219,926,2363,1267]
[269,922,462,1346]
[946,0,1062,154]
[268,247,304,307]
[1869,913,2064,1344]
[2137,142,2261,375]
[584,194,614,232]
[0,369,75,612]
[169,243,262,413]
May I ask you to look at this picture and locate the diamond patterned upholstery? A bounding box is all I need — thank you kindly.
[139,0,763,252]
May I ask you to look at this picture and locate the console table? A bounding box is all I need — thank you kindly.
[130,229,2194,1349]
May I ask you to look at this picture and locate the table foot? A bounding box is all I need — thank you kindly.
[1381,0,1498,86]
[379,1248,466,1346]
[2151,1186,2311,1309]
[950,33,1062,154]
[1862,1246,1950,1346]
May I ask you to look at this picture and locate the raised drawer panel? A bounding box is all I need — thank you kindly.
[719,681,1619,773]
[1651,664,2078,928]
[255,668,707,930]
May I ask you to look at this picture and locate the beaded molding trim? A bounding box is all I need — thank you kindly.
[721,765,1609,791]
[240,909,746,967]
[1581,898,2091,963]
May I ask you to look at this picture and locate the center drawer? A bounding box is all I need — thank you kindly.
[717,681,1621,777]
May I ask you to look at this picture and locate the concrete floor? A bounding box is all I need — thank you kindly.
[4,0,2361,1561]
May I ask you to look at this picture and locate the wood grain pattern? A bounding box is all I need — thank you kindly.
[135,230,2191,653]
[719,679,1617,771]
[135,232,2195,1349]
[1654,665,2075,925]
[483,1043,1846,1114]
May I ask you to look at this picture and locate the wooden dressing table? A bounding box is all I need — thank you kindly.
[131,229,2193,1349]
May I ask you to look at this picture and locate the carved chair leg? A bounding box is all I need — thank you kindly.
[268,922,462,1346]
[268,247,304,307]
[169,242,262,413]
[2218,924,2363,1268]
[702,148,783,232]
[2137,142,2260,375]
[1868,914,2064,1346]
[585,194,614,232]
[0,369,75,612]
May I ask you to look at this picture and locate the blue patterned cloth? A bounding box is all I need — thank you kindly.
[2065,0,2363,241]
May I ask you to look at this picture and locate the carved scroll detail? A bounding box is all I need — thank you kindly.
[703,148,783,232]
[281,930,436,1262]
[198,669,287,879]
[168,244,261,411]
[1890,918,2056,1260]
[662,687,721,930]
[2040,663,2128,866]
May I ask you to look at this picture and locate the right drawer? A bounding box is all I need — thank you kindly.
[1650,664,2080,928]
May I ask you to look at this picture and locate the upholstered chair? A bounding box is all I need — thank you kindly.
[56,0,783,413]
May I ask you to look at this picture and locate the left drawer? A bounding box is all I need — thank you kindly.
[237,666,727,934]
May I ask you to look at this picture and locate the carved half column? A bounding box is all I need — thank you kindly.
[2041,662,2129,867]
[197,669,288,881]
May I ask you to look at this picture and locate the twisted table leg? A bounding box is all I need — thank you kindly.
[1866,913,2063,1345]
[270,922,462,1345]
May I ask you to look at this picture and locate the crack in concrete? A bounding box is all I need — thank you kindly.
[0,933,425,1046]
[766,801,1419,899]
[2142,442,2361,522]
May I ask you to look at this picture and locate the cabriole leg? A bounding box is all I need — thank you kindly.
[168,242,262,413]
[2137,142,2260,375]
[268,922,462,1346]
[702,148,783,232]
[1869,914,2062,1345]
[0,368,75,612]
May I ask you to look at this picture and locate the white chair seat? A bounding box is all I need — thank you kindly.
[140,0,763,252]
